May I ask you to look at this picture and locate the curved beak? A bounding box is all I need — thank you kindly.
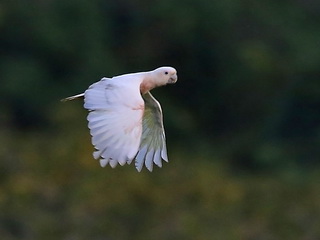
[168,74,178,84]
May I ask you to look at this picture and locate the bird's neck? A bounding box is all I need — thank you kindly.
[140,72,158,94]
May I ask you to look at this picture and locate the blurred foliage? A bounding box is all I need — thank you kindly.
[1,0,320,239]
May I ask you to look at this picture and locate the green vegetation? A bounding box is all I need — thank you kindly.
[0,0,320,239]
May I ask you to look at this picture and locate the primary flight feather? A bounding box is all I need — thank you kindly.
[62,66,177,172]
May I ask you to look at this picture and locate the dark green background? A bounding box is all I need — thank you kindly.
[1,0,320,239]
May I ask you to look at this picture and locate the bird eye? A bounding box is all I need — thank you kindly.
[165,71,168,75]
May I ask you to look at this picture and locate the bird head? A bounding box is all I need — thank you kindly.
[153,67,178,86]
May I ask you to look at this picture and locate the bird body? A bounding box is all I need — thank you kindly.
[62,67,177,172]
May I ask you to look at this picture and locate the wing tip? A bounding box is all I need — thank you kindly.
[100,159,109,167]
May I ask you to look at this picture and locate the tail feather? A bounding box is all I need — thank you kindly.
[61,93,85,102]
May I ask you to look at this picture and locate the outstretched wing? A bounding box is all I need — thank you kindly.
[84,77,144,168]
[135,91,168,172]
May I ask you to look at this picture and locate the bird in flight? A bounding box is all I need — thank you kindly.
[62,67,177,172]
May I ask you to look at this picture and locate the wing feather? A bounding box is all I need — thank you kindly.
[145,149,155,171]
[153,149,162,167]
[135,145,148,172]
[84,76,144,168]
[135,91,168,172]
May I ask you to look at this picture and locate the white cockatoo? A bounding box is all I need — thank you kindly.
[62,67,177,172]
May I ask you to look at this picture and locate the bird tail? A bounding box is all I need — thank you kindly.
[61,93,85,102]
